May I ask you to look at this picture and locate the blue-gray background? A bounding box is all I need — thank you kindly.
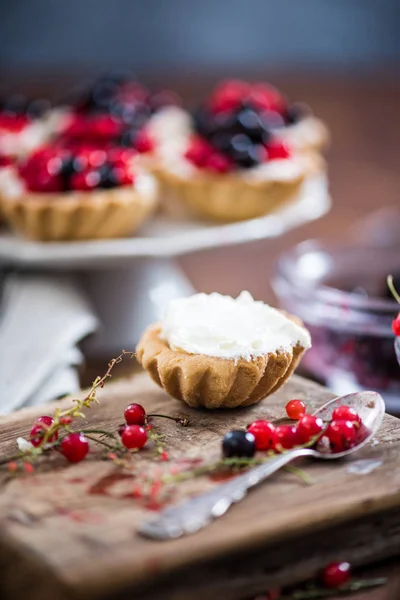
[0,0,399,74]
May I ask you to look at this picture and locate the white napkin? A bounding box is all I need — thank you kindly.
[0,273,98,414]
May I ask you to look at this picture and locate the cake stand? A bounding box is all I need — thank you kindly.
[0,175,330,355]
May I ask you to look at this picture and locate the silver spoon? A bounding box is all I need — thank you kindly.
[138,391,385,540]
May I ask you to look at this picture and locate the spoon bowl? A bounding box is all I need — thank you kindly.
[311,390,385,459]
[139,391,385,540]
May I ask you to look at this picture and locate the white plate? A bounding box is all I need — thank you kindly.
[0,174,330,270]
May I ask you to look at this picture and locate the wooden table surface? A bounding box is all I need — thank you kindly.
[1,69,399,599]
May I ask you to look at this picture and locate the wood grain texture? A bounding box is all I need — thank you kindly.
[0,372,399,600]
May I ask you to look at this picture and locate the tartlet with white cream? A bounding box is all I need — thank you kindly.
[136,291,311,409]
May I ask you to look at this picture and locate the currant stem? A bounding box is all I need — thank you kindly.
[147,414,189,426]
[83,434,122,452]
[279,577,387,599]
[284,464,314,485]
[80,429,119,440]
[388,275,400,304]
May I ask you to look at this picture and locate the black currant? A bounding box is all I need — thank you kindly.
[222,430,256,458]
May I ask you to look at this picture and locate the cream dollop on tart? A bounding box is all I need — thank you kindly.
[137,291,311,409]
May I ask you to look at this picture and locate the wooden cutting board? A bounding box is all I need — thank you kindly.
[0,372,400,600]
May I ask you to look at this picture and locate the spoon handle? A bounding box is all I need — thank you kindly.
[138,447,314,540]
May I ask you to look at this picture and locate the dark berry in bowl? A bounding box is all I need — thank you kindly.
[273,240,400,411]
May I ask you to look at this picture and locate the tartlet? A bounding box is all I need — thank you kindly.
[136,291,311,409]
[0,144,158,241]
[149,80,327,222]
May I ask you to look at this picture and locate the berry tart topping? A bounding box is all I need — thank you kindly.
[17,144,136,193]
[62,73,179,153]
[185,80,301,173]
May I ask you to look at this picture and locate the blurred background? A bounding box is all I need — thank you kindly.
[0,0,399,410]
[1,0,400,73]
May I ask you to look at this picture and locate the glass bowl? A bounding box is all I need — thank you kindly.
[273,239,400,412]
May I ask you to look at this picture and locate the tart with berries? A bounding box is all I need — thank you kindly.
[0,144,158,241]
[136,291,311,409]
[151,80,326,222]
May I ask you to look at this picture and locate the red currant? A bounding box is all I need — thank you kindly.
[108,147,136,165]
[75,148,107,170]
[35,415,54,427]
[185,137,214,167]
[121,425,147,450]
[70,170,101,191]
[110,165,134,186]
[29,416,57,447]
[285,399,306,420]
[331,406,361,425]
[25,169,63,193]
[0,154,13,167]
[296,414,324,444]
[247,420,276,451]
[326,420,356,453]
[274,425,298,450]
[248,83,285,114]
[209,80,250,114]
[266,141,291,161]
[392,314,400,336]
[90,115,121,138]
[124,403,146,426]
[135,131,154,153]
[322,561,351,588]
[206,153,232,173]
[61,433,89,463]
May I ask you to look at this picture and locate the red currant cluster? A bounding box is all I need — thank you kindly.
[18,144,138,193]
[118,403,148,450]
[223,400,365,459]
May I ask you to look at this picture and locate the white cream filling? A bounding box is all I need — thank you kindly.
[0,120,51,157]
[274,116,326,149]
[160,291,311,360]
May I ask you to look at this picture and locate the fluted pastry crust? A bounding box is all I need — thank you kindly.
[152,152,325,222]
[1,185,158,242]
[136,323,308,409]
